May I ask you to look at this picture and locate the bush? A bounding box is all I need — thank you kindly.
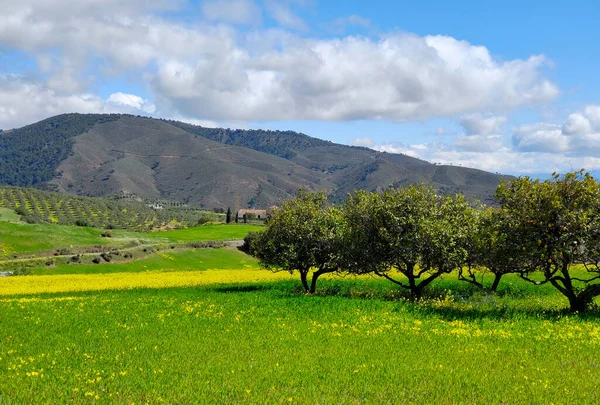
[196,216,212,225]
[101,229,112,238]
[14,206,29,216]
[22,215,44,224]
[240,231,260,254]
[92,256,101,264]
[74,219,89,227]
[55,248,72,256]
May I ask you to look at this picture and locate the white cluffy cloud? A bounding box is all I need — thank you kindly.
[376,106,600,175]
[0,0,559,128]
[107,92,156,114]
[154,34,558,122]
[350,137,375,147]
[0,75,153,129]
[454,114,507,152]
[512,105,600,154]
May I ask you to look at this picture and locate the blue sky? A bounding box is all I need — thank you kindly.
[1,0,599,175]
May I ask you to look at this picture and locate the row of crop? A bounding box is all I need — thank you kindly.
[0,187,222,231]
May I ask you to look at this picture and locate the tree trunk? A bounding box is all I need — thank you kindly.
[568,295,588,313]
[570,284,600,313]
[406,274,420,300]
[300,271,309,292]
[309,269,328,294]
[490,273,503,292]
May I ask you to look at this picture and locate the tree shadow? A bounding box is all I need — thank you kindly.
[209,284,274,293]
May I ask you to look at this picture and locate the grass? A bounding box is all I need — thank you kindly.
[148,224,262,242]
[29,248,260,275]
[0,221,148,257]
[1,273,600,404]
[2,236,600,403]
[0,221,261,257]
[0,207,20,223]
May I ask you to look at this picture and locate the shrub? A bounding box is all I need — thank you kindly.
[14,206,29,216]
[240,231,260,254]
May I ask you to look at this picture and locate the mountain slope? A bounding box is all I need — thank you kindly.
[1,114,511,208]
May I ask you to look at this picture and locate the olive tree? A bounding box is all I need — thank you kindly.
[344,185,476,299]
[251,190,344,293]
[497,170,600,312]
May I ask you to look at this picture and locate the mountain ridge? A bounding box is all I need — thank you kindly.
[0,113,512,209]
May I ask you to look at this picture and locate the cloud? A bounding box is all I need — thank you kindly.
[154,34,558,122]
[350,137,374,147]
[202,0,262,25]
[265,0,308,31]
[0,0,559,125]
[0,75,153,128]
[512,105,600,154]
[375,141,589,175]
[454,134,505,152]
[108,92,156,113]
[376,105,600,175]
[460,114,507,135]
[328,15,371,34]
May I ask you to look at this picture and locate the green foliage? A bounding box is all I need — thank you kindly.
[460,207,527,291]
[253,190,345,293]
[0,186,223,231]
[169,120,332,159]
[344,185,475,299]
[495,170,600,312]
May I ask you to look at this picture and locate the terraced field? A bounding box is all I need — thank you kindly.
[0,186,222,231]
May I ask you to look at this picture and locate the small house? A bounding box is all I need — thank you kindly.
[236,209,267,221]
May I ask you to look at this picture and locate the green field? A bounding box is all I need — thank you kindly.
[147,224,262,243]
[29,248,260,275]
[0,221,261,257]
[1,273,599,404]
[2,217,599,403]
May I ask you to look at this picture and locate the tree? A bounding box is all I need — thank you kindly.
[226,207,232,224]
[459,207,526,291]
[496,170,600,312]
[344,185,475,299]
[251,190,344,293]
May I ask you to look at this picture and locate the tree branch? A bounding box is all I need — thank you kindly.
[375,271,409,289]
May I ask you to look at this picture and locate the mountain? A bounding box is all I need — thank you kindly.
[0,114,512,209]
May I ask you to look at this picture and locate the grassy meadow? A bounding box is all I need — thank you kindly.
[1,272,600,404]
[0,220,261,258]
[1,219,600,403]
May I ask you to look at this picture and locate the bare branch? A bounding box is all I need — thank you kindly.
[375,271,409,289]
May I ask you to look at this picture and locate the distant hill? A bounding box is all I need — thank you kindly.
[0,114,512,209]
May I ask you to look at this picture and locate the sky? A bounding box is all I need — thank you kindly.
[0,0,599,176]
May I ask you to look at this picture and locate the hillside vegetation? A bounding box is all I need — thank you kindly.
[0,186,221,231]
[1,114,512,209]
[0,114,121,186]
